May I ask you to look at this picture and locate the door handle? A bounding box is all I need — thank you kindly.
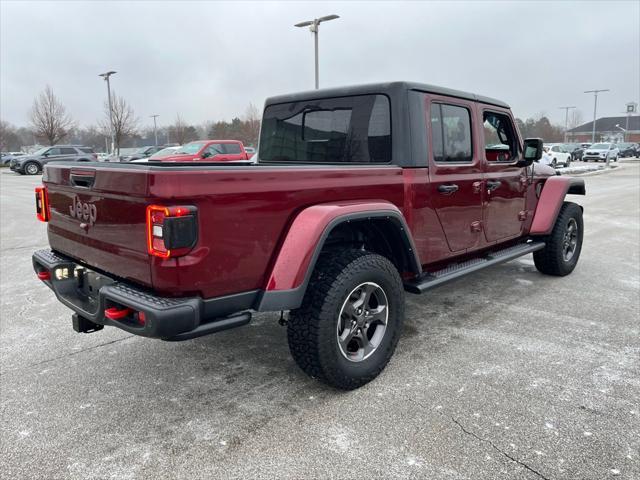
[487,180,502,191]
[438,184,459,194]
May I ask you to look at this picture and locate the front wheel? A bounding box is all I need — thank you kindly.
[23,162,41,175]
[287,249,404,390]
[533,202,583,276]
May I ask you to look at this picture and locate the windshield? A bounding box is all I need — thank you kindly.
[174,142,206,155]
[150,147,178,158]
[31,147,50,155]
[590,143,610,149]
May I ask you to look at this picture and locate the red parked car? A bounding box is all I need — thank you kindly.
[154,140,250,162]
[33,82,585,390]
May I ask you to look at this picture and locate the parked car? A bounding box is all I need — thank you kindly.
[563,143,584,161]
[10,145,96,175]
[582,143,619,162]
[616,142,639,158]
[542,143,571,167]
[32,81,585,390]
[120,145,165,162]
[1,152,24,166]
[132,146,182,162]
[244,146,256,157]
[155,140,250,162]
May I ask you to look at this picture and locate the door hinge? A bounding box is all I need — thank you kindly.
[470,221,483,232]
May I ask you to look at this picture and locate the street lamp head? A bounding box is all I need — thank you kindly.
[99,71,117,79]
[294,14,339,28]
[318,14,339,23]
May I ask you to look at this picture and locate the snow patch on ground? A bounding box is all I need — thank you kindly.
[556,164,619,175]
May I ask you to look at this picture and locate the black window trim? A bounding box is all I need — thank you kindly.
[259,93,393,166]
[430,100,474,165]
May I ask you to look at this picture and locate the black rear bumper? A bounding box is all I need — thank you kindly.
[32,249,252,340]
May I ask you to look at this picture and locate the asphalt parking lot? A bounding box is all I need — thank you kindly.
[1,164,638,479]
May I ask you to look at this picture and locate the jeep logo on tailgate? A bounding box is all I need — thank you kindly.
[69,195,97,226]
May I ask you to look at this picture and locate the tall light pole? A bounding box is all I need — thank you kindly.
[99,71,117,154]
[294,14,339,89]
[559,106,576,143]
[150,114,159,146]
[584,89,609,143]
[615,124,627,142]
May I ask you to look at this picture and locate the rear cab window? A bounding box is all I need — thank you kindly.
[430,103,473,163]
[259,94,391,163]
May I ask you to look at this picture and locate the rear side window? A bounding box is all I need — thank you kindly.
[60,147,77,155]
[79,147,94,153]
[223,143,242,154]
[430,103,473,163]
[260,94,391,163]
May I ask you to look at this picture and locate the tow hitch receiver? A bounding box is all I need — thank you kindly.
[72,313,104,334]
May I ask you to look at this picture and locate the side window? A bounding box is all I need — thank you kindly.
[60,147,77,155]
[430,103,473,163]
[205,143,225,157]
[223,143,242,154]
[46,148,61,155]
[79,147,93,154]
[483,111,517,162]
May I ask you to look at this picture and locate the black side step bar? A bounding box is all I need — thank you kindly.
[404,241,545,294]
[162,312,252,342]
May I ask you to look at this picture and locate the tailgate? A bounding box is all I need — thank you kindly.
[43,164,152,287]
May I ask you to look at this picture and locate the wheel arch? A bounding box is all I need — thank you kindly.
[530,176,585,235]
[256,201,421,312]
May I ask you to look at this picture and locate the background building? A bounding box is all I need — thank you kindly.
[567,115,640,143]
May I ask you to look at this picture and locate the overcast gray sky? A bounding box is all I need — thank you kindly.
[1,0,639,129]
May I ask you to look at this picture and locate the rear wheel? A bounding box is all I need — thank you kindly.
[287,249,404,390]
[24,162,40,175]
[534,202,583,276]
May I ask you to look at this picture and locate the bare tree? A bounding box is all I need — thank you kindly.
[101,92,138,155]
[29,85,74,145]
[242,103,261,147]
[569,109,584,129]
[170,114,187,144]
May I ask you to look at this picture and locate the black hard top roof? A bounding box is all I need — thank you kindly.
[265,81,510,109]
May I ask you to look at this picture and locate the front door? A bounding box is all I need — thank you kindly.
[427,98,484,253]
[481,109,528,242]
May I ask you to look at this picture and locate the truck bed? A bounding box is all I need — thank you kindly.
[43,162,406,298]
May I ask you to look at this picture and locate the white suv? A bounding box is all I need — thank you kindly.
[543,144,571,167]
[582,143,619,163]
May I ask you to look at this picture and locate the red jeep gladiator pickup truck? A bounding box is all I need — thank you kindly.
[33,82,585,390]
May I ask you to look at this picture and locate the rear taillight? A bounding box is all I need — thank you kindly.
[35,186,50,222]
[146,205,198,258]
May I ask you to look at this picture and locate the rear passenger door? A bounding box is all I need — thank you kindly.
[222,142,246,161]
[481,109,528,242]
[427,98,484,253]
[59,147,79,161]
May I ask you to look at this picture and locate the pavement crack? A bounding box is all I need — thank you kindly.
[451,416,551,480]
[2,335,136,373]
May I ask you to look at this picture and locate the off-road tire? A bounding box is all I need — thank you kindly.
[287,249,404,390]
[24,161,40,175]
[534,201,583,276]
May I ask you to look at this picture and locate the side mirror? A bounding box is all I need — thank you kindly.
[43,152,49,157]
[518,138,543,167]
[201,151,211,159]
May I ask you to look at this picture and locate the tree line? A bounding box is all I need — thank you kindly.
[0,85,262,154]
